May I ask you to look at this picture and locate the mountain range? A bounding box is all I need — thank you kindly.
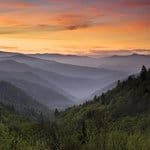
[0,51,149,108]
[30,53,150,72]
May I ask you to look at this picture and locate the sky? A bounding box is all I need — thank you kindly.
[0,0,150,55]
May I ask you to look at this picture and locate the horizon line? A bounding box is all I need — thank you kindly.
[0,49,150,57]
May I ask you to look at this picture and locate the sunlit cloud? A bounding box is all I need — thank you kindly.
[0,0,149,54]
[90,49,150,57]
[0,1,37,9]
[121,0,150,8]
[0,45,18,50]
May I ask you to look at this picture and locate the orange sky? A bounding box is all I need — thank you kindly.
[0,0,150,55]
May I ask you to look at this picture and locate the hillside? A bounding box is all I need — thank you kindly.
[0,60,75,107]
[59,66,150,120]
[0,67,150,150]
[0,81,50,120]
[55,66,150,149]
[0,103,53,149]
[10,79,74,108]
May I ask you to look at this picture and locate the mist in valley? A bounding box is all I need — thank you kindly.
[0,51,149,109]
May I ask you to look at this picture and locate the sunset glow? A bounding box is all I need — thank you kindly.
[0,0,150,54]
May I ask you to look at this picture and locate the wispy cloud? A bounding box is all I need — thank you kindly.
[0,45,18,50]
[121,0,150,8]
[0,0,149,53]
[0,1,37,9]
[90,49,150,56]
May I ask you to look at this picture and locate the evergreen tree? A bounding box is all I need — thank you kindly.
[140,65,147,80]
[54,108,59,118]
[80,121,87,144]
[101,93,105,105]
[94,95,98,101]
[39,112,44,125]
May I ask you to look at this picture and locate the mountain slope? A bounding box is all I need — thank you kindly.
[0,59,76,106]
[0,81,49,120]
[59,67,150,121]
[0,58,126,101]
[54,67,150,149]
[82,81,116,102]
[0,103,50,149]
[10,79,75,108]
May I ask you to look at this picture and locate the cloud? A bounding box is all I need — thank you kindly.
[0,1,36,9]
[90,49,150,56]
[121,0,150,8]
[0,25,60,35]
[47,12,104,31]
[66,24,90,30]
[0,45,18,50]
[0,29,20,35]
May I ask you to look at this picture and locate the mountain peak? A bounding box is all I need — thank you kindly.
[109,53,150,58]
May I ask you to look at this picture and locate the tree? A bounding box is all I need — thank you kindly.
[101,93,105,105]
[140,65,147,80]
[117,80,121,87]
[80,121,87,144]
[128,75,134,81]
[54,108,59,118]
[39,112,44,125]
[94,95,98,101]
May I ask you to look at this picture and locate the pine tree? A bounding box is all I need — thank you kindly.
[140,65,147,80]
[101,93,105,105]
[54,108,59,118]
[117,80,121,87]
[39,112,44,125]
[94,95,98,101]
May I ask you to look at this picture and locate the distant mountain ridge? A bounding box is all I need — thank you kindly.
[99,53,150,73]
[30,53,90,58]
[109,53,150,58]
[0,51,149,106]
[0,52,126,101]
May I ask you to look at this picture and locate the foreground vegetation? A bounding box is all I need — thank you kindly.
[0,66,150,150]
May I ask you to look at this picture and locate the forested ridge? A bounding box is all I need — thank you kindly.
[0,81,51,121]
[0,66,150,150]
